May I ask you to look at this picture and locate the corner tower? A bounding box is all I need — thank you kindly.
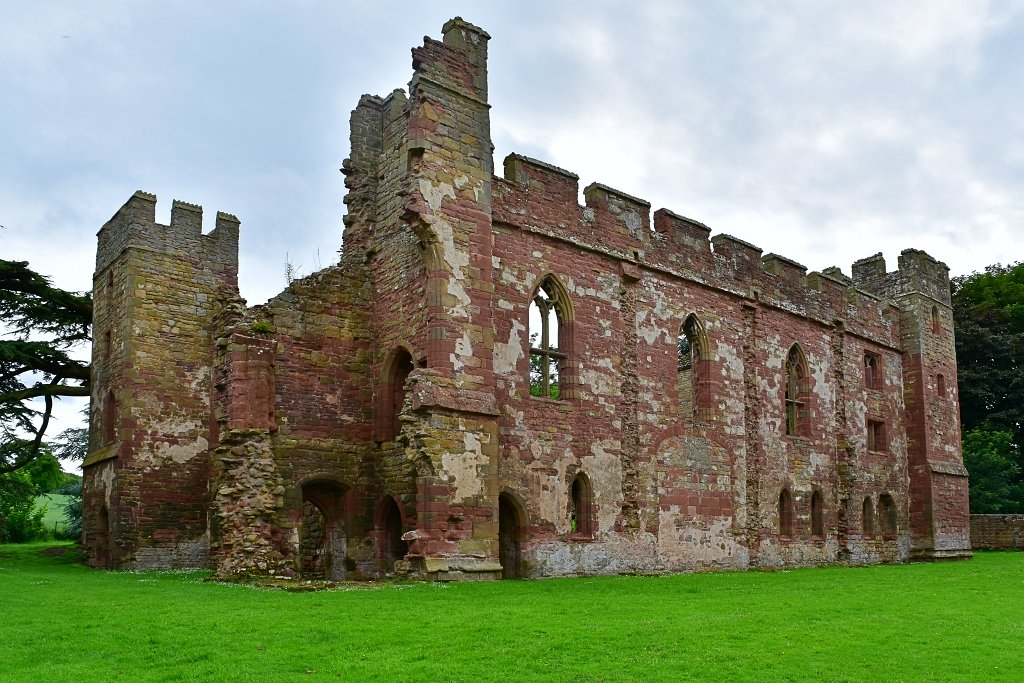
[853,250,971,559]
[83,191,239,568]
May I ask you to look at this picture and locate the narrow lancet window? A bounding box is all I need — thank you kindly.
[784,345,808,436]
[529,276,568,399]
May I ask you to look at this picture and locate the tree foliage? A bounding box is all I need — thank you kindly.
[952,262,1024,513]
[0,260,91,473]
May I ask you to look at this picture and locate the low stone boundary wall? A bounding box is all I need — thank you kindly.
[970,514,1024,549]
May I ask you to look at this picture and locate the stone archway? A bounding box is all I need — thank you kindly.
[300,481,349,581]
[377,496,408,573]
[498,493,524,579]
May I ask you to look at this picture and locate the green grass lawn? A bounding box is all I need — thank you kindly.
[1,544,1021,682]
[34,494,73,535]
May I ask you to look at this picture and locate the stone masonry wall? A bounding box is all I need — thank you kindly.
[89,17,970,579]
[84,192,238,569]
[970,514,1024,550]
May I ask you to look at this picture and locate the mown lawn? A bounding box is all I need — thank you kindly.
[1,543,1021,682]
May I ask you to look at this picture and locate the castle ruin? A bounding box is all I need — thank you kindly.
[82,18,971,580]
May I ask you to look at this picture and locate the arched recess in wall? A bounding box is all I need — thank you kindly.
[677,313,710,422]
[378,346,414,442]
[784,344,811,437]
[95,505,112,569]
[931,305,941,334]
[528,274,575,400]
[879,494,897,539]
[810,489,825,539]
[300,480,351,581]
[498,491,526,579]
[862,496,875,538]
[374,496,407,573]
[568,471,595,539]
[778,488,794,538]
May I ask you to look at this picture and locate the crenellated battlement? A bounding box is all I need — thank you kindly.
[95,191,239,280]
[495,151,955,339]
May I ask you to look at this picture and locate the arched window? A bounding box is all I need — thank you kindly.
[811,490,825,538]
[678,314,709,421]
[778,488,794,538]
[568,472,594,538]
[529,275,571,400]
[862,497,875,538]
[931,305,941,334]
[879,494,897,538]
[103,390,117,444]
[784,345,809,437]
[378,347,413,442]
[864,352,880,390]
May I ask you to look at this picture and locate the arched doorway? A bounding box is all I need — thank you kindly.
[498,493,524,579]
[95,506,111,568]
[300,481,349,581]
[377,496,407,573]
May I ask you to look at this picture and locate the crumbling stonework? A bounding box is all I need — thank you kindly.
[82,17,971,580]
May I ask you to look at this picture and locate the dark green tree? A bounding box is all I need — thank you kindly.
[952,262,1024,513]
[1,259,92,473]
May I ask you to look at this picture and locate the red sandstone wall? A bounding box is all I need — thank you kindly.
[970,514,1024,549]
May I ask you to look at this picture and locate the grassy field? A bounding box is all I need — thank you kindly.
[34,494,73,535]
[1,543,1021,682]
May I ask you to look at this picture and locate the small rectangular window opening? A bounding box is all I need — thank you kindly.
[867,419,887,452]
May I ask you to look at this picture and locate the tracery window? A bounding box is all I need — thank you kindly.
[677,314,709,420]
[784,345,809,436]
[864,352,880,390]
[529,276,570,400]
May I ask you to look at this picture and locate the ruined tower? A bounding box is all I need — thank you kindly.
[83,192,239,567]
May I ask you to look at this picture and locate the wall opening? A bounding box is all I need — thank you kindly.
[569,472,595,538]
[103,390,116,445]
[864,352,880,390]
[937,374,946,397]
[931,305,941,334]
[377,496,407,573]
[784,345,810,436]
[300,481,350,581]
[378,347,413,442]
[529,275,571,400]
[811,490,825,538]
[498,493,523,579]
[95,505,111,568]
[879,494,897,539]
[778,488,794,538]
[862,497,875,538]
[867,419,887,453]
[678,313,710,422]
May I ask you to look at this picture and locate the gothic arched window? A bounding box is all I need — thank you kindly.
[529,275,572,400]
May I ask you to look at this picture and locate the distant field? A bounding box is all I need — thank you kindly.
[1,543,1022,682]
[33,494,73,534]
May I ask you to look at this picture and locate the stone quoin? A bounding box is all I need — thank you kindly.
[82,18,971,580]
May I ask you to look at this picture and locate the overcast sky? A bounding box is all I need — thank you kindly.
[3,1,1024,444]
